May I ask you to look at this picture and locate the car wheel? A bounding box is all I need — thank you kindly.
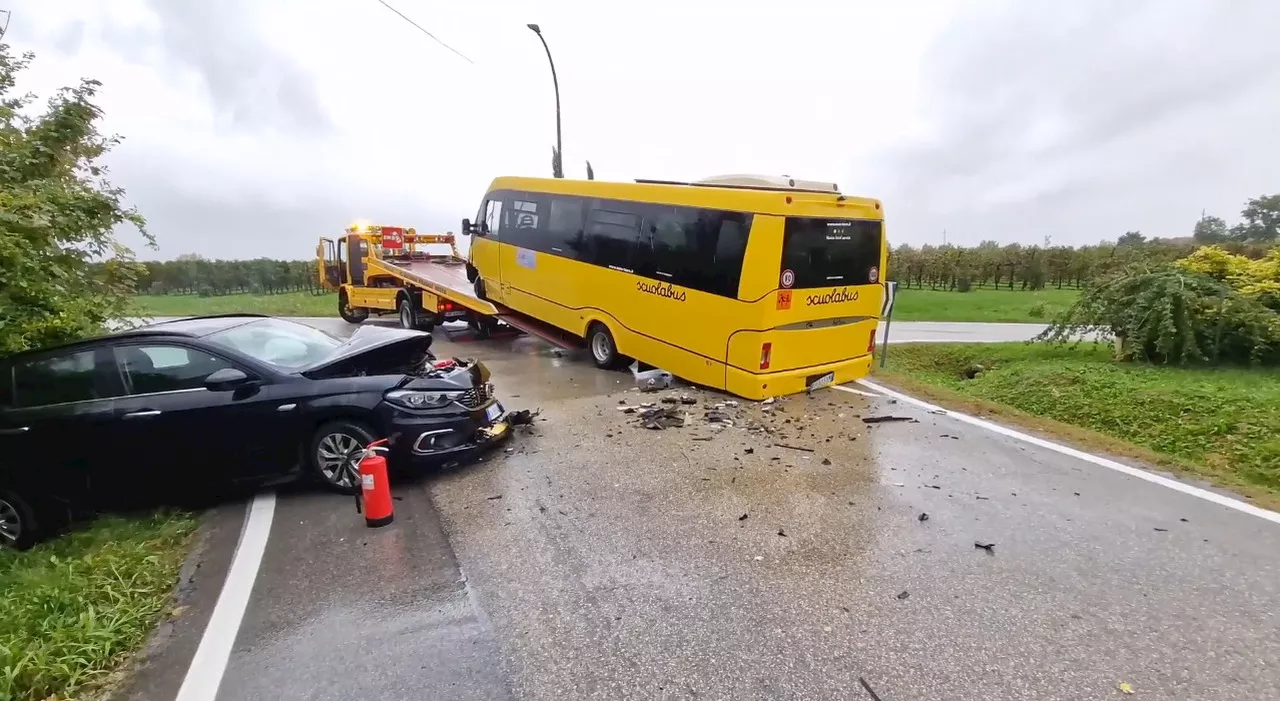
[0,489,40,551]
[339,290,368,324]
[587,322,627,370]
[308,420,377,495]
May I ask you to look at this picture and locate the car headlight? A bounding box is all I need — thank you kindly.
[385,389,463,409]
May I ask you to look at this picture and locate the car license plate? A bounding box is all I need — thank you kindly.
[485,402,503,423]
[806,372,835,391]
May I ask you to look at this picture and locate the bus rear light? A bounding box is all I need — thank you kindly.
[868,330,877,354]
[760,342,772,370]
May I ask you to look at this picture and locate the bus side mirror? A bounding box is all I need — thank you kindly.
[462,218,479,236]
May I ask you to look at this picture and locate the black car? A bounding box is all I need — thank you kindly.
[0,314,509,549]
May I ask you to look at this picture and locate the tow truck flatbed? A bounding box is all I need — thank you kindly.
[365,256,499,316]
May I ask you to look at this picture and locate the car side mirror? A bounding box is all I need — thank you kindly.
[205,368,252,392]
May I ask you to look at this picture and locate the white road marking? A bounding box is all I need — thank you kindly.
[175,492,277,701]
[855,378,1280,526]
[832,385,881,398]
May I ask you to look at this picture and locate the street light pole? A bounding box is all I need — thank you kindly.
[527,23,563,178]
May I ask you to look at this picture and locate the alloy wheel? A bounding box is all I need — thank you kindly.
[316,433,362,488]
[0,498,22,545]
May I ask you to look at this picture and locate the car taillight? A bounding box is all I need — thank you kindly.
[868,329,877,354]
[760,342,772,370]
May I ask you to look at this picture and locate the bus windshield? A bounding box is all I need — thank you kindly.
[780,217,883,288]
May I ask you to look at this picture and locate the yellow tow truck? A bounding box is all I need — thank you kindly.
[316,223,504,335]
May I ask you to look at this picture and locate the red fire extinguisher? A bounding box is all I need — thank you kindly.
[354,439,393,528]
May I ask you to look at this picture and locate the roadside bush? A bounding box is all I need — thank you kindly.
[1038,265,1280,366]
[1027,301,1047,319]
[956,275,973,292]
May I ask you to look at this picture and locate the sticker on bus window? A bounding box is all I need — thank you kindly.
[776,290,792,310]
[869,266,879,283]
[780,269,795,289]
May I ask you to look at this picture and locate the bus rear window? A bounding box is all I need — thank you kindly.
[780,218,882,289]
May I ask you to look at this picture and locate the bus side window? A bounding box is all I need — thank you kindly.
[585,200,642,272]
[547,196,586,258]
[504,194,546,251]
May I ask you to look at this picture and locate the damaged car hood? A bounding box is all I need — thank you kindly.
[297,325,432,377]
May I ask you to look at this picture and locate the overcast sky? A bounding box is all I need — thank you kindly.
[7,0,1280,260]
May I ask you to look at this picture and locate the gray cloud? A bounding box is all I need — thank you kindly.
[876,0,1280,244]
[140,0,329,132]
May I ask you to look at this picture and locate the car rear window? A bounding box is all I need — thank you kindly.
[780,217,882,289]
[12,349,105,408]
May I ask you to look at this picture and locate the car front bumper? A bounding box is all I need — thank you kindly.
[378,399,510,467]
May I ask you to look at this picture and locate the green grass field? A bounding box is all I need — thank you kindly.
[136,287,1078,323]
[875,342,1280,503]
[135,291,336,318]
[889,286,1079,323]
[0,513,197,701]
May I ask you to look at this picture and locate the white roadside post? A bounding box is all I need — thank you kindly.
[878,281,898,368]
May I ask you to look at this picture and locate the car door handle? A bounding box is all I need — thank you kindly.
[0,426,29,435]
[123,410,162,419]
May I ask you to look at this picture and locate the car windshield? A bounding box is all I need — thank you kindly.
[206,318,344,369]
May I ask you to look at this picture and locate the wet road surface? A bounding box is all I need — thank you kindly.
[123,319,1280,701]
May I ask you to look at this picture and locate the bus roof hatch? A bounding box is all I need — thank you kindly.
[695,174,840,194]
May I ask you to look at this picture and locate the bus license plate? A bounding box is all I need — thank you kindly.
[806,372,835,391]
[485,403,503,423]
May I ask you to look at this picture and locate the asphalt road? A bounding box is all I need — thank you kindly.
[119,319,1280,701]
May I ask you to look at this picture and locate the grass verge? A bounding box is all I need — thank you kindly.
[0,512,198,701]
[890,287,1079,323]
[872,342,1280,508]
[134,291,336,318]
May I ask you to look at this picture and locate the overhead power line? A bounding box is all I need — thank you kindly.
[372,0,473,64]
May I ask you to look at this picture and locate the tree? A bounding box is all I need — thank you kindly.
[1193,215,1229,244]
[1116,231,1146,247]
[1237,194,1280,243]
[551,145,563,179]
[0,44,150,354]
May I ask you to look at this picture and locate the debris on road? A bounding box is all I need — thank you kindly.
[681,395,698,405]
[738,513,749,521]
[939,433,960,439]
[896,590,910,600]
[1118,681,1135,694]
[918,512,929,522]
[862,415,918,424]
[774,443,815,453]
[486,494,503,501]
[508,408,541,426]
[631,361,675,391]
[821,458,832,465]
[638,406,686,430]
[1153,527,1168,532]
[858,676,886,701]
[777,529,787,537]
[974,541,996,553]
[744,447,754,454]
[705,409,735,424]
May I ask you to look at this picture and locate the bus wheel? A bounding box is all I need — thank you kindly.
[469,316,497,339]
[474,277,487,301]
[338,290,368,324]
[465,263,479,283]
[587,323,626,370]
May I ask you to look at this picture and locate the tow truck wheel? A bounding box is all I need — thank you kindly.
[338,290,368,324]
[587,322,627,370]
[398,299,417,330]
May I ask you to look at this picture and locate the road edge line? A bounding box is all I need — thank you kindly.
[855,378,1280,526]
[174,492,277,701]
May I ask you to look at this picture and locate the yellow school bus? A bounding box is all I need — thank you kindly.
[462,175,886,399]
